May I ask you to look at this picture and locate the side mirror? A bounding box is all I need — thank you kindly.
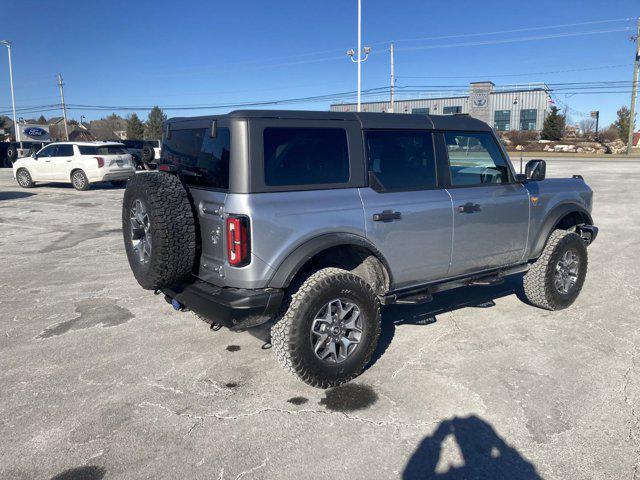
[31,152,37,159]
[525,159,546,181]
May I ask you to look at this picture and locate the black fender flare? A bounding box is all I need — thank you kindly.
[529,203,593,259]
[267,233,394,289]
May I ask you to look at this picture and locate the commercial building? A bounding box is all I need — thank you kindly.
[330,81,552,132]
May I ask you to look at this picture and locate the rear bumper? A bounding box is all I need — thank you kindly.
[89,170,135,182]
[162,280,284,330]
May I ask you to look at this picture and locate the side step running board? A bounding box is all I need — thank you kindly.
[381,263,530,306]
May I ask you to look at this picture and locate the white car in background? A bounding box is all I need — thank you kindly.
[12,142,135,191]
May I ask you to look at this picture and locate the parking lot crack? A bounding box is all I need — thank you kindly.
[235,457,269,480]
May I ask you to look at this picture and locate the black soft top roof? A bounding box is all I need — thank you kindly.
[166,109,492,132]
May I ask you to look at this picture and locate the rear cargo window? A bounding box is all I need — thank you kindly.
[263,127,349,186]
[162,127,230,190]
[78,145,127,155]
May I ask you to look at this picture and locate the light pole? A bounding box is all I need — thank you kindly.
[0,40,20,142]
[347,0,371,112]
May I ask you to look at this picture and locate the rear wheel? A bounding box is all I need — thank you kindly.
[271,268,381,388]
[16,168,35,188]
[523,229,588,310]
[71,170,90,191]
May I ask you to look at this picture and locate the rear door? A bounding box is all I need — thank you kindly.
[442,131,529,276]
[359,129,453,289]
[49,143,74,180]
[161,118,230,285]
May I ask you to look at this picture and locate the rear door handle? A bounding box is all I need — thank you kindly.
[458,202,481,214]
[373,210,402,222]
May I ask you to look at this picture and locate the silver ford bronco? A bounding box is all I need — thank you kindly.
[122,110,597,387]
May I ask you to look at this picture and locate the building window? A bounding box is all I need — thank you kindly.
[412,107,430,115]
[443,106,462,115]
[494,110,511,131]
[520,109,537,130]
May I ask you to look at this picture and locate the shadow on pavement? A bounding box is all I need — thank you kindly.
[403,415,541,479]
[50,466,106,480]
[368,274,525,369]
[0,191,36,201]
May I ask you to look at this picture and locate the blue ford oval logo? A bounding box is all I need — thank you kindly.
[24,127,47,137]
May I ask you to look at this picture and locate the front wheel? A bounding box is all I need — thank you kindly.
[71,170,90,191]
[271,268,381,388]
[523,229,588,310]
[16,168,35,188]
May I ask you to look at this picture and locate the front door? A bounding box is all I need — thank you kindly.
[359,129,453,289]
[33,144,58,181]
[442,131,530,276]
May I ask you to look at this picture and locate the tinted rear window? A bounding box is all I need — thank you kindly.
[56,144,74,157]
[78,145,127,155]
[263,127,349,186]
[161,127,230,190]
[366,130,437,190]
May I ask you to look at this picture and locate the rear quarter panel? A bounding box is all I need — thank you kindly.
[222,189,366,289]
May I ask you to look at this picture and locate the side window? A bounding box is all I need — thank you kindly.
[365,130,436,190]
[263,127,349,186]
[38,144,56,157]
[185,128,230,189]
[444,132,511,186]
[56,144,74,157]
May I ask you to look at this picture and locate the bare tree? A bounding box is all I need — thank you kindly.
[579,118,596,135]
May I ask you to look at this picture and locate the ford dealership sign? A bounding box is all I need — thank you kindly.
[24,127,47,137]
[20,124,50,141]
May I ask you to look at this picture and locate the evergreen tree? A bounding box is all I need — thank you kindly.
[612,106,632,144]
[126,113,145,139]
[37,115,47,125]
[541,106,566,141]
[144,106,166,140]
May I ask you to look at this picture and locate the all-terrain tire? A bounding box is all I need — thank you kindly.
[141,145,155,163]
[122,172,196,290]
[71,170,90,191]
[523,229,588,310]
[16,168,35,188]
[7,146,18,163]
[271,267,381,388]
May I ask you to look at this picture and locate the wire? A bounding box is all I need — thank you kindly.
[400,63,634,79]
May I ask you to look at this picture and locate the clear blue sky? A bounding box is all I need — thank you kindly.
[0,0,637,126]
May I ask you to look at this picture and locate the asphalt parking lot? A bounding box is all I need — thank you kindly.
[0,157,638,480]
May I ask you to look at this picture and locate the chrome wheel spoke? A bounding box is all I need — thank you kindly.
[554,249,580,294]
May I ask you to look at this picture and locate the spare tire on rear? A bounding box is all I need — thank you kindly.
[122,172,196,290]
[141,144,155,163]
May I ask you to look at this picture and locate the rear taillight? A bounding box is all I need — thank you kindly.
[95,156,104,168]
[226,216,250,267]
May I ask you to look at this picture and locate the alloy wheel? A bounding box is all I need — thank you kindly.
[310,298,363,364]
[554,249,579,294]
[130,199,152,264]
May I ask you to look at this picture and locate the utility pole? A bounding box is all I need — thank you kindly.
[346,0,370,112]
[627,17,640,155]
[1,40,20,142]
[57,73,69,141]
[389,43,395,113]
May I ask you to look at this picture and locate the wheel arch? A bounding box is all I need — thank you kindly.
[529,203,593,260]
[267,233,393,294]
